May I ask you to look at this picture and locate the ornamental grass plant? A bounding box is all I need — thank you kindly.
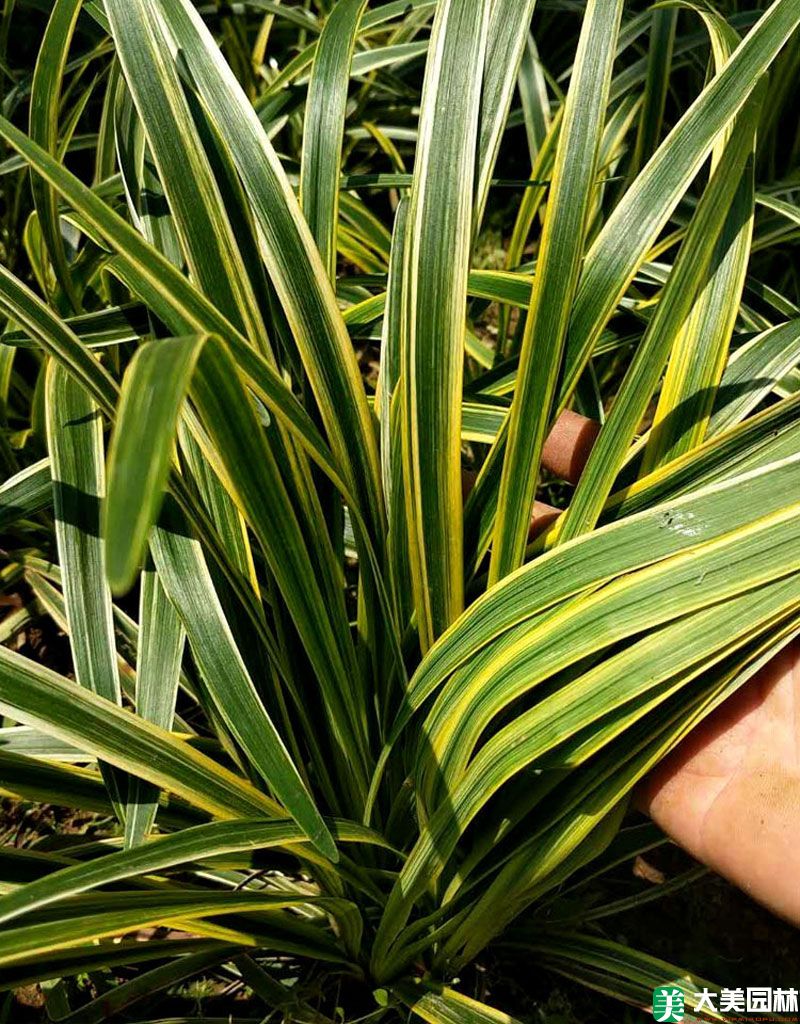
[1,0,800,1019]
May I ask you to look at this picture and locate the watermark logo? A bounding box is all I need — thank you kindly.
[652,984,800,1020]
[652,986,684,1022]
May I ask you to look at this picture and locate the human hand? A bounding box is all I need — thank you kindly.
[635,642,800,926]
[490,410,800,926]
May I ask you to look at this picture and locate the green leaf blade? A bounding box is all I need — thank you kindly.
[489,0,623,583]
[104,335,206,593]
[401,0,491,647]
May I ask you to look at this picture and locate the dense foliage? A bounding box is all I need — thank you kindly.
[1,0,800,1019]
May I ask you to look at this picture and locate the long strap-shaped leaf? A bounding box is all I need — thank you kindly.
[53,946,240,1024]
[525,931,720,1019]
[450,617,800,949]
[603,393,800,522]
[375,570,800,978]
[628,8,677,177]
[375,201,414,645]
[496,103,560,357]
[0,938,229,992]
[0,644,281,820]
[559,0,800,405]
[640,12,751,472]
[376,199,408,522]
[390,452,800,743]
[2,258,369,812]
[709,318,800,435]
[152,0,384,543]
[150,493,336,861]
[518,31,551,167]
[124,566,185,847]
[559,87,763,542]
[111,79,278,659]
[418,502,800,809]
[29,0,83,311]
[393,979,524,1024]
[400,0,490,648]
[104,0,271,355]
[113,77,185,270]
[0,817,388,928]
[300,0,367,280]
[640,154,753,471]
[2,303,149,350]
[474,0,538,230]
[0,890,348,968]
[488,0,623,584]
[0,264,117,416]
[0,458,51,530]
[255,0,435,99]
[105,336,205,591]
[187,337,372,804]
[45,361,125,816]
[0,262,318,711]
[0,125,356,512]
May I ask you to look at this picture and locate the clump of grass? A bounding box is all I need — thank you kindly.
[0,1,799,1021]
